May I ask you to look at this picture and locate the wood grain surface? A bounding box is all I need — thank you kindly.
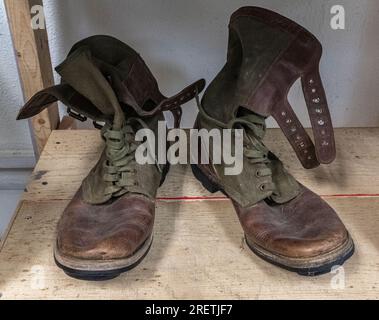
[0,128,378,299]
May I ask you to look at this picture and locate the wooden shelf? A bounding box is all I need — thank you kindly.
[0,128,378,299]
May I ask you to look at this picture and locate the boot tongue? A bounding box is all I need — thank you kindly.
[55,46,125,129]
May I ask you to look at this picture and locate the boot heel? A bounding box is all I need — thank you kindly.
[191,165,220,194]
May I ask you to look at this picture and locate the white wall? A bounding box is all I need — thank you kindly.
[0,1,33,157]
[1,0,379,157]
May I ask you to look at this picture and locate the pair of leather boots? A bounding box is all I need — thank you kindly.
[18,7,354,280]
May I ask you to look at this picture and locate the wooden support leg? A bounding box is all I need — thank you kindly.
[4,0,60,158]
[58,116,77,130]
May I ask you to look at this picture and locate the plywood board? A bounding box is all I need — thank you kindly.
[0,198,377,299]
[22,128,379,201]
[1,129,378,299]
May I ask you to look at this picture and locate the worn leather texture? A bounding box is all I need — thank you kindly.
[57,189,155,260]
[233,185,348,258]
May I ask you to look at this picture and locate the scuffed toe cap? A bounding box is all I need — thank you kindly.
[236,185,350,259]
[56,189,155,260]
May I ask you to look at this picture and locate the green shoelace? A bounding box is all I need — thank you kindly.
[196,95,275,193]
[101,118,161,197]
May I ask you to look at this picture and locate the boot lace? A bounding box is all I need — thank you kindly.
[101,118,161,197]
[196,95,275,193]
[228,115,275,193]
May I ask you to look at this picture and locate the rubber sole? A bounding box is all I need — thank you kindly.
[191,164,354,276]
[245,235,355,276]
[54,235,153,281]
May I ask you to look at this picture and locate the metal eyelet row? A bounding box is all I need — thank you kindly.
[309,78,325,125]
[309,78,330,148]
[281,110,313,160]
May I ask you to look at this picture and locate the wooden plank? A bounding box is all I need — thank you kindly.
[0,200,22,251]
[0,197,378,299]
[4,0,60,156]
[1,129,379,299]
[22,128,379,201]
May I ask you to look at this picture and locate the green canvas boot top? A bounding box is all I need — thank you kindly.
[202,7,336,170]
[18,35,205,127]
[197,97,300,208]
[18,35,205,205]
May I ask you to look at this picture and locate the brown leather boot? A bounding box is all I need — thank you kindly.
[192,7,354,276]
[18,35,205,280]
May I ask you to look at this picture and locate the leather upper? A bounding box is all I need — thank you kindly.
[233,185,348,258]
[57,189,155,260]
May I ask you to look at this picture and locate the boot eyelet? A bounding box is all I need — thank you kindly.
[315,108,323,114]
[255,170,261,178]
[258,184,266,192]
